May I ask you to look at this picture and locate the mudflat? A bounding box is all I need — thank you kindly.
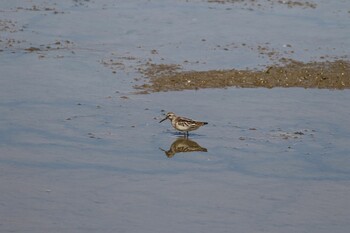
[136,59,350,93]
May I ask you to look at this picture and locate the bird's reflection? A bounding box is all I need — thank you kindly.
[160,137,208,158]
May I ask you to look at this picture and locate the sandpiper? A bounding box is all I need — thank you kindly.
[159,112,208,137]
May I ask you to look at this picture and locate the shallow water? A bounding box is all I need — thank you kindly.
[1,1,350,233]
[2,87,350,233]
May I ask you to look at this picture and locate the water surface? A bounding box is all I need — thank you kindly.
[1,1,350,233]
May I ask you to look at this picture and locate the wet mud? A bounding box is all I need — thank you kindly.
[208,0,317,9]
[135,59,350,93]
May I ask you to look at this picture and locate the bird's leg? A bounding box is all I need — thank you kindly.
[185,131,189,138]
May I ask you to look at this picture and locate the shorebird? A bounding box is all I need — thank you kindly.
[159,112,208,137]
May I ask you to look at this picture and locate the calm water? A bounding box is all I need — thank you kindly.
[1,1,350,232]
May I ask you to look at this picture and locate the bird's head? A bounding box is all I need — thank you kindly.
[159,112,176,123]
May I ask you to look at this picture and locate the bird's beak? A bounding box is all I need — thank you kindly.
[159,116,168,123]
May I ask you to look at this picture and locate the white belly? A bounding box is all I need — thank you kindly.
[175,122,190,131]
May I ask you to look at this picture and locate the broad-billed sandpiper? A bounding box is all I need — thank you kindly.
[159,112,208,137]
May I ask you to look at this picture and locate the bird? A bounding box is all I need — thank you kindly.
[159,112,208,137]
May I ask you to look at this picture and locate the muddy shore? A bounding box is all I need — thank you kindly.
[135,59,350,93]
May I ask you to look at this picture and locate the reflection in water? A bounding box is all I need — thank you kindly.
[160,137,207,158]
